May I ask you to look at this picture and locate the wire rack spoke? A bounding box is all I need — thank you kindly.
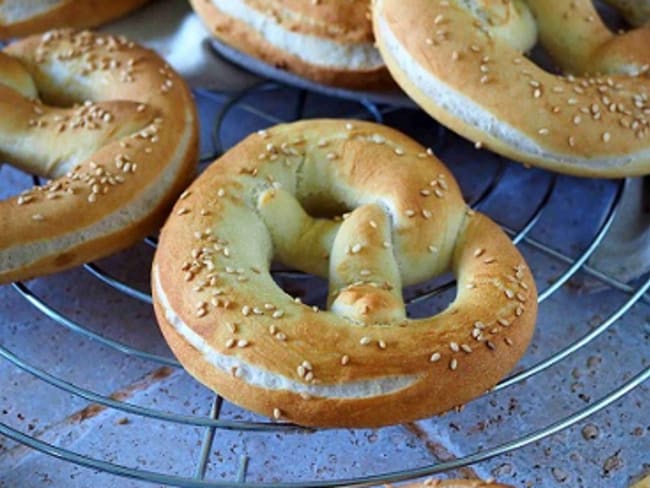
[1,363,648,487]
[494,273,650,391]
[11,281,177,367]
[534,180,625,303]
[83,263,153,304]
[2,70,648,488]
[0,342,303,432]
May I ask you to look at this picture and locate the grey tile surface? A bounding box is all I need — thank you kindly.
[1,87,648,488]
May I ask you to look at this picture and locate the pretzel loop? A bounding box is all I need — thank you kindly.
[153,120,538,427]
[373,0,650,177]
[0,30,197,283]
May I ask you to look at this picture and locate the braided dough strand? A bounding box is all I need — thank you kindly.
[0,30,198,283]
[152,120,537,427]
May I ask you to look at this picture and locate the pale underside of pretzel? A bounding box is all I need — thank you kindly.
[152,119,537,428]
[0,30,198,283]
[0,0,151,39]
[189,0,394,90]
[373,0,650,177]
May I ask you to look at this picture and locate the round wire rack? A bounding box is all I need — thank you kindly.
[1,81,649,487]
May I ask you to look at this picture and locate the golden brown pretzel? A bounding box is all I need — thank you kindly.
[152,119,537,428]
[373,0,650,177]
[0,30,198,283]
[0,0,151,39]
[189,0,393,89]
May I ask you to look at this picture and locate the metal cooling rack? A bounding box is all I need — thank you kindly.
[1,82,649,488]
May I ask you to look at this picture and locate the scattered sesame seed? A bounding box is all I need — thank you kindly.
[429,352,441,363]
[341,354,350,365]
[359,336,371,346]
[449,358,458,371]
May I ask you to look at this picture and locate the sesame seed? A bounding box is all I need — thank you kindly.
[359,336,371,346]
[449,341,459,352]
[473,248,484,258]
[498,318,510,327]
[273,408,281,420]
[483,257,496,264]
[429,352,441,363]
[241,305,251,316]
[31,213,44,221]
[237,339,249,348]
[351,243,363,254]
[359,269,371,277]
[504,337,514,346]
[272,310,284,319]
[341,354,350,365]
[405,209,416,217]
[602,132,611,143]
[378,340,387,350]
[226,338,236,348]
[449,358,458,371]
[505,289,515,299]
[428,245,438,253]
[461,344,472,353]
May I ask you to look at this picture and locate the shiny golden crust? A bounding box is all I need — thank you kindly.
[152,120,537,428]
[189,0,394,90]
[0,30,198,283]
[373,0,650,177]
[0,0,151,39]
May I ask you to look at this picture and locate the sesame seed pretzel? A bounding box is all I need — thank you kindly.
[0,0,151,39]
[373,0,650,177]
[152,120,537,427]
[0,30,198,283]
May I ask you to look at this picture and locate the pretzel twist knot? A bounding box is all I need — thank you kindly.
[0,30,198,283]
[152,120,537,427]
[373,0,650,177]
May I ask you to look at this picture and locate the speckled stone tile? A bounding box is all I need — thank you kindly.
[1,87,648,488]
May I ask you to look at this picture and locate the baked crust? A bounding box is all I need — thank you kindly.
[152,119,537,428]
[189,0,394,90]
[0,0,151,39]
[0,30,198,283]
[373,0,650,177]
